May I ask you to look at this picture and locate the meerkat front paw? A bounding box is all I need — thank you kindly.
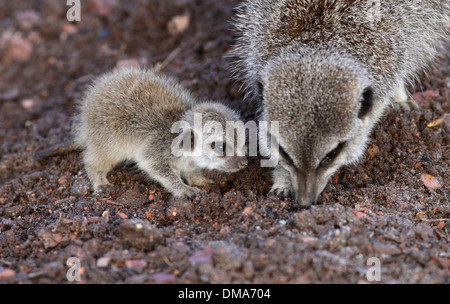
[393,98,420,111]
[269,165,294,198]
[85,161,113,192]
[269,184,294,198]
[392,85,420,111]
[185,172,214,187]
[182,186,201,198]
[92,179,112,192]
[172,184,201,198]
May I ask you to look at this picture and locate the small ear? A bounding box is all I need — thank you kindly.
[358,86,374,119]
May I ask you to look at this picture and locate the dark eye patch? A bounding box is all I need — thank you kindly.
[358,86,374,119]
[278,144,299,173]
[319,142,345,168]
[267,135,298,172]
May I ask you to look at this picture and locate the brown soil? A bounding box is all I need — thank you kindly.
[0,0,448,284]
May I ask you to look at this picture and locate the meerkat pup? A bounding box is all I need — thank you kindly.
[37,68,248,197]
[231,0,449,206]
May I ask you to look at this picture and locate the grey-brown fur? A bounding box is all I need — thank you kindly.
[231,0,449,206]
[38,69,247,197]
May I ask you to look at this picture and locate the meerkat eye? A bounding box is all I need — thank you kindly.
[216,143,226,153]
[211,142,226,154]
[319,142,345,168]
[358,86,374,119]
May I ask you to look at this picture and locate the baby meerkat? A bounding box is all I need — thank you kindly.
[37,68,247,197]
[231,0,449,206]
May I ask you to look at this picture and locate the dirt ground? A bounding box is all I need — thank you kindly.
[0,0,448,284]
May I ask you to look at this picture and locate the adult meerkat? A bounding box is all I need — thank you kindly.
[37,69,248,197]
[230,0,449,207]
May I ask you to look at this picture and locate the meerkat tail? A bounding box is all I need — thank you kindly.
[35,141,81,160]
